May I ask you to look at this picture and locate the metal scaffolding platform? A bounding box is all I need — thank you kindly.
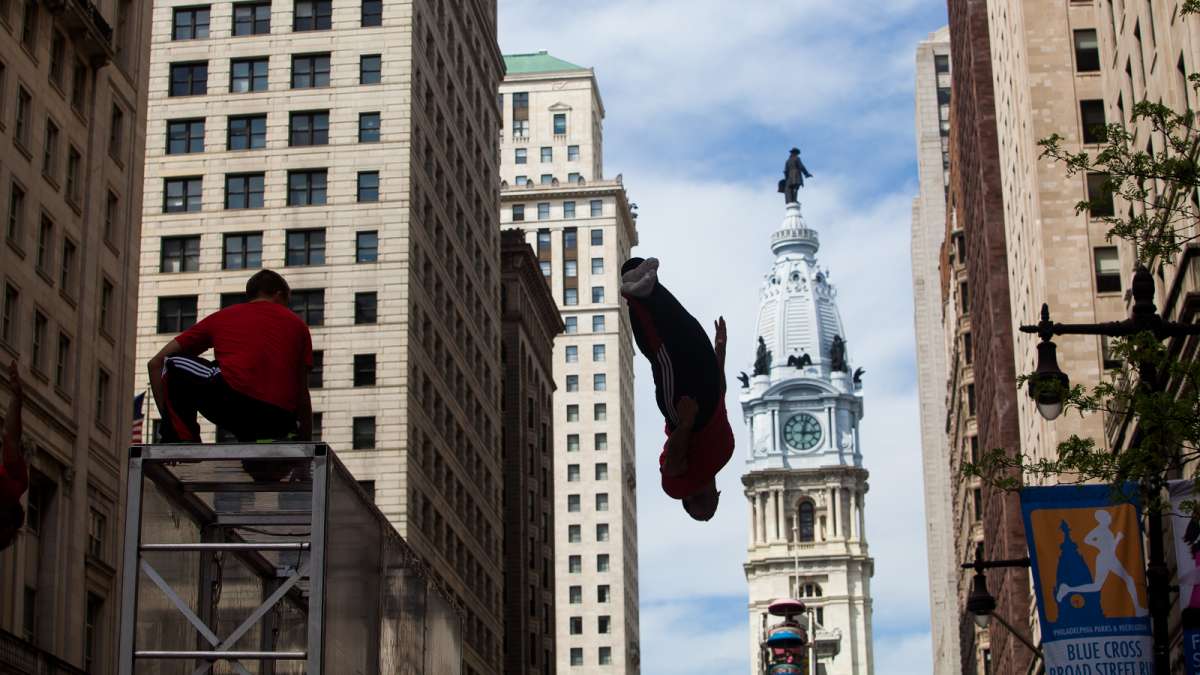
[117,443,461,675]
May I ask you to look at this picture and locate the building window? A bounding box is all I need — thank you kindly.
[1080,100,1106,144]
[30,310,47,373]
[65,147,82,203]
[157,296,198,333]
[309,351,323,387]
[354,292,377,324]
[311,412,323,440]
[287,170,327,206]
[592,315,605,332]
[565,375,579,392]
[358,112,380,142]
[54,332,70,389]
[225,173,265,209]
[967,383,977,416]
[798,501,815,541]
[1074,29,1100,72]
[289,289,324,325]
[353,354,376,386]
[167,119,205,154]
[356,231,378,262]
[164,177,203,213]
[2,286,18,347]
[99,280,114,335]
[569,615,582,632]
[591,228,603,246]
[595,462,608,480]
[95,368,111,427]
[20,0,37,49]
[1102,335,1123,370]
[512,205,525,222]
[567,433,580,451]
[84,593,103,671]
[591,286,604,303]
[599,647,612,665]
[70,62,87,112]
[293,0,331,30]
[591,258,605,275]
[291,54,331,88]
[595,493,609,512]
[230,57,268,92]
[566,346,578,363]
[104,191,119,243]
[15,87,32,148]
[564,288,578,306]
[352,416,376,449]
[361,0,381,26]
[357,171,380,202]
[540,260,552,277]
[538,202,550,220]
[35,216,53,273]
[570,647,583,665]
[597,584,610,602]
[593,344,606,361]
[553,113,567,135]
[568,145,580,161]
[161,236,200,273]
[512,92,529,136]
[42,120,60,181]
[173,6,210,39]
[594,433,608,451]
[567,464,580,482]
[963,332,973,365]
[973,487,983,521]
[223,233,263,270]
[593,373,606,391]
[567,495,580,513]
[540,147,552,162]
[564,201,576,218]
[598,615,610,633]
[233,1,271,35]
[287,110,329,146]
[563,316,577,333]
[169,62,208,96]
[590,200,603,217]
[220,292,246,309]
[49,31,66,86]
[567,172,581,184]
[360,54,381,84]
[568,526,581,543]
[564,260,578,278]
[286,229,325,266]
[515,175,528,186]
[1094,247,1122,293]
[541,174,553,185]
[1087,172,1115,217]
[515,148,527,164]
[227,114,266,150]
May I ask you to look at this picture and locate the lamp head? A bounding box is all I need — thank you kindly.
[1029,338,1069,420]
[966,571,996,625]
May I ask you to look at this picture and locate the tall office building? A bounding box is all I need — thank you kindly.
[910,26,960,675]
[497,51,642,672]
[0,0,152,670]
[742,201,874,675]
[499,229,563,674]
[940,1,1126,672]
[133,1,506,671]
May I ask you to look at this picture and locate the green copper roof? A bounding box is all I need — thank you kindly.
[503,51,587,75]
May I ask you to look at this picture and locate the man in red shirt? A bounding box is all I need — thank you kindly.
[1,360,28,551]
[621,257,734,521]
[148,270,314,456]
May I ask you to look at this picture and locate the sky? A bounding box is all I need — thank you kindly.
[498,1,951,673]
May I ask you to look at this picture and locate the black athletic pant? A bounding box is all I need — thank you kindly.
[160,355,298,444]
[625,281,721,432]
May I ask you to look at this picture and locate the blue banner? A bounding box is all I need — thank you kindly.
[1169,480,1200,674]
[1021,484,1153,674]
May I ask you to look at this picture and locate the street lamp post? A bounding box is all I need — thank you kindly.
[961,543,1041,657]
[1019,265,1200,675]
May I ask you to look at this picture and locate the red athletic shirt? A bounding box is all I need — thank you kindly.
[659,398,735,500]
[0,453,28,504]
[175,301,313,413]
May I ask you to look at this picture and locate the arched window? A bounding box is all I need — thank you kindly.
[798,501,815,542]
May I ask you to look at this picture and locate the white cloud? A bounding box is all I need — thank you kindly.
[639,597,748,675]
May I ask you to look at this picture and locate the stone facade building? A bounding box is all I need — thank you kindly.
[0,0,152,670]
[911,25,961,675]
[498,52,642,672]
[742,202,874,675]
[499,229,563,674]
[132,0,506,671]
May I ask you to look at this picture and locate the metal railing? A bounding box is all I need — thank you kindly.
[0,629,87,675]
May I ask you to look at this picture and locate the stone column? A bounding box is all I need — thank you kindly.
[830,486,838,538]
[750,497,758,546]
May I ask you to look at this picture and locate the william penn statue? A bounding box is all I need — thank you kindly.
[778,147,813,204]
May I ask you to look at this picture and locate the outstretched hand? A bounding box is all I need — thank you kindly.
[713,317,727,350]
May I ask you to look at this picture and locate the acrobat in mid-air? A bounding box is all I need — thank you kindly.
[621,257,734,521]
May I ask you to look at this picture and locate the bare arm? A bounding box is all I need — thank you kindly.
[147,340,184,422]
[296,366,313,441]
[662,396,698,477]
[4,361,24,469]
[714,317,727,393]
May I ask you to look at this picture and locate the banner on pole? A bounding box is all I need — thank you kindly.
[1020,484,1153,674]
[1169,480,1200,674]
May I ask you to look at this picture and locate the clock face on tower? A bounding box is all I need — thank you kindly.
[783,413,822,451]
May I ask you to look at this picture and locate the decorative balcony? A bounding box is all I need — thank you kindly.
[40,0,114,63]
[0,629,87,675]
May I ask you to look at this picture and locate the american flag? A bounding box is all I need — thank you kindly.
[131,392,145,444]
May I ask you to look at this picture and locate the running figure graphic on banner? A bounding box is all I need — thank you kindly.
[1055,509,1149,617]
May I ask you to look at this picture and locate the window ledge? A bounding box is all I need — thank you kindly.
[103,238,121,258]
[71,105,88,127]
[58,288,77,308]
[99,327,114,346]
[28,366,48,384]
[108,149,125,170]
[0,341,18,360]
[94,420,111,437]
[54,386,72,404]
[35,267,55,287]
[66,195,82,216]
[42,172,60,191]
[6,238,26,259]
[12,138,32,161]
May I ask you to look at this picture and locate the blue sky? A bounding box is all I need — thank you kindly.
[498,2,950,672]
